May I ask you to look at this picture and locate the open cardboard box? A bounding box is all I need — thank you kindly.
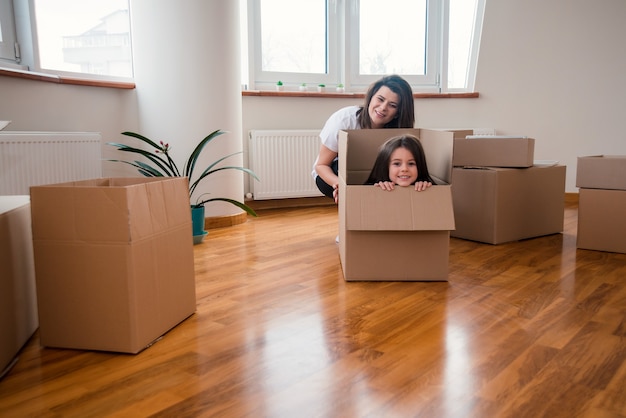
[0,196,38,376]
[30,177,197,353]
[338,128,456,281]
[576,155,626,253]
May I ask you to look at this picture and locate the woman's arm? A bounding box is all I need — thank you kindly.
[315,145,339,187]
[315,145,340,202]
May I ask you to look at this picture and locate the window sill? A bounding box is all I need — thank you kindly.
[242,90,479,99]
[0,68,136,89]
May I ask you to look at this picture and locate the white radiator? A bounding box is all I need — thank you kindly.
[249,129,323,200]
[0,132,102,195]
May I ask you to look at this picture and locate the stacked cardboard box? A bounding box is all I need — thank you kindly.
[338,128,456,281]
[0,196,38,377]
[30,177,197,353]
[576,155,626,253]
[450,136,566,244]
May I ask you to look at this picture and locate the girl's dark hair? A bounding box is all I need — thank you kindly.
[356,75,415,129]
[365,134,435,185]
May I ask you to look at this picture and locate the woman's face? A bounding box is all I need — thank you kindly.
[368,85,400,128]
[388,147,418,186]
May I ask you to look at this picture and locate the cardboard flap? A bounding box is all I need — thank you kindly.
[31,177,190,242]
[346,185,455,231]
[418,130,455,183]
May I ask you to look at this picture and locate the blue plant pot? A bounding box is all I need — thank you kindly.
[191,205,206,236]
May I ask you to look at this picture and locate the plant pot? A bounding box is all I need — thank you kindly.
[191,205,206,236]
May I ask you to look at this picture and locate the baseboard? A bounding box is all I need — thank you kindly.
[205,211,248,230]
[246,196,335,211]
[565,192,579,205]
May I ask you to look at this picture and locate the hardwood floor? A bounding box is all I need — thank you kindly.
[1,199,625,418]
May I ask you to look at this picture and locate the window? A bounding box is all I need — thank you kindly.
[244,0,484,93]
[0,0,19,65]
[2,0,133,80]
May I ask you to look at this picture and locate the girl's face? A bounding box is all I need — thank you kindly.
[368,86,400,128]
[389,147,418,186]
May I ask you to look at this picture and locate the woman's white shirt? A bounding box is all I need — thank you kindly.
[311,106,361,179]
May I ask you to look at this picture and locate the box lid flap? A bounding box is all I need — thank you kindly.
[346,185,455,231]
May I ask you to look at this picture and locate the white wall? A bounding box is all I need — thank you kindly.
[2,0,625,196]
[131,0,244,217]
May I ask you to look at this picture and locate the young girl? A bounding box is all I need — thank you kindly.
[365,134,435,192]
[312,75,415,203]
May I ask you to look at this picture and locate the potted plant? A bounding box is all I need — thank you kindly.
[317,84,326,92]
[276,80,284,91]
[299,83,307,91]
[107,129,259,243]
[336,83,345,93]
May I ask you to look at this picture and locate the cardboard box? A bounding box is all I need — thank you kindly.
[30,177,196,353]
[0,196,38,376]
[576,156,626,253]
[576,155,626,190]
[452,137,535,168]
[451,165,566,244]
[338,128,456,281]
[576,188,626,253]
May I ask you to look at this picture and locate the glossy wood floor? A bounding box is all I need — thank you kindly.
[1,199,625,418]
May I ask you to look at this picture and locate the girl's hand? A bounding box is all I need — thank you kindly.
[374,181,395,191]
[414,181,432,191]
[333,183,339,203]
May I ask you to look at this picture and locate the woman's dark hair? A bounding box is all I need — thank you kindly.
[356,74,415,129]
[365,134,435,185]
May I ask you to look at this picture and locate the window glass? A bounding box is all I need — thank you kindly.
[259,0,326,74]
[0,0,16,61]
[359,0,426,75]
[33,0,132,78]
[448,0,478,89]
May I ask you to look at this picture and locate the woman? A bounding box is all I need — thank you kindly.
[365,134,434,192]
[311,75,415,203]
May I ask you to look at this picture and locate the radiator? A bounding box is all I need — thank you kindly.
[249,129,323,200]
[0,132,102,195]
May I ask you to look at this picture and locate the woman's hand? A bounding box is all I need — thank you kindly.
[414,181,432,191]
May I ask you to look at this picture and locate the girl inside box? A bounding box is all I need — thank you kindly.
[365,134,434,191]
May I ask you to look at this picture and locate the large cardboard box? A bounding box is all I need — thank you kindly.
[451,165,566,244]
[30,177,196,353]
[0,196,38,377]
[338,128,456,281]
[452,136,535,168]
[576,155,626,253]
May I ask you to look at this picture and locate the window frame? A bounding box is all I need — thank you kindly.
[246,0,342,90]
[0,0,20,67]
[246,0,482,93]
[345,0,442,92]
[1,0,134,83]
